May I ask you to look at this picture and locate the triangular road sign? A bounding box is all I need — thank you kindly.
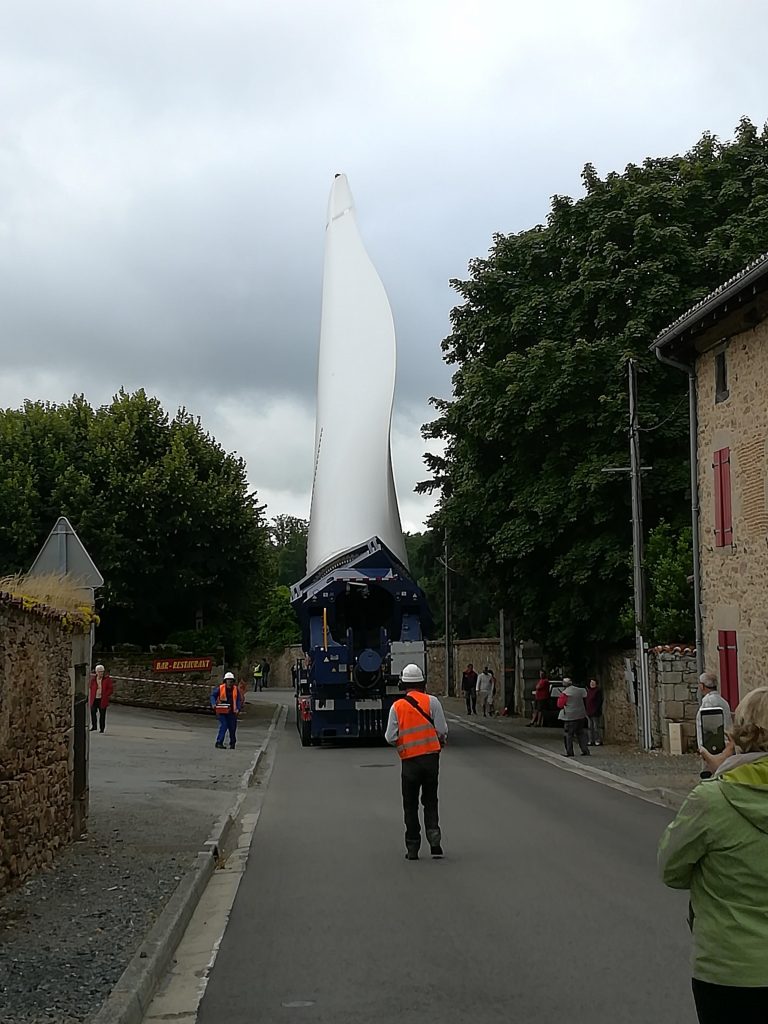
[28,516,104,588]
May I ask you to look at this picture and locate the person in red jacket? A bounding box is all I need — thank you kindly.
[89,664,114,733]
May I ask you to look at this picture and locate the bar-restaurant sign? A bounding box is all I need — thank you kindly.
[152,656,214,673]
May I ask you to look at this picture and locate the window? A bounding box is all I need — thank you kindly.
[713,447,733,547]
[715,350,729,403]
[717,630,739,710]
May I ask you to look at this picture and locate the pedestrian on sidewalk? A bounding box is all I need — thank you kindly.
[557,678,590,757]
[211,672,243,749]
[586,678,604,746]
[260,658,271,689]
[529,670,550,727]
[253,662,263,692]
[476,666,494,717]
[658,686,768,1023]
[89,664,114,733]
[461,663,478,715]
[488,669,498,715]
[385,663,448,860]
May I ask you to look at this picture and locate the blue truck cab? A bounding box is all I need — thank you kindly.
[290,537,432,746]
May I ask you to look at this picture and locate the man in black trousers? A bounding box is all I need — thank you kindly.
[385,664,449,860]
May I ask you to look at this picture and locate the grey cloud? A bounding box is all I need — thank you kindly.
[2,0,767,529]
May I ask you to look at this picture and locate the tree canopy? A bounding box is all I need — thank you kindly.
[421,119,768,668]
[0,390,272,652]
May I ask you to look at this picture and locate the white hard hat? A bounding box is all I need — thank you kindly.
[224,672,235,681]
[401,664,424,684]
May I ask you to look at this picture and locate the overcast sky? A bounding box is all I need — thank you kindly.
[1,1,766,532]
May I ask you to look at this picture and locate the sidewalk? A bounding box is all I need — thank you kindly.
[443,697,700,805]
[0,698,276,1024]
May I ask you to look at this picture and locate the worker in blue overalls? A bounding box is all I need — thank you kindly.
[210,672,243,749]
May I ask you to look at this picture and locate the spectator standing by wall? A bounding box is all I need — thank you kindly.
[476,667,494,717]
[659,687,768,1023]
[529,670,550,727]
[89,664,114,734]
[586,678,604,746]
[260,658,271,689]
[557,678,590,757]
[695,672,733,750]
[461,663,478,715]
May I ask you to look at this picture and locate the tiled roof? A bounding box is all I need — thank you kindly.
[651,643,696,655]
[651,251,768,352]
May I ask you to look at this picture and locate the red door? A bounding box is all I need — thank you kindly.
[717,630,739,710]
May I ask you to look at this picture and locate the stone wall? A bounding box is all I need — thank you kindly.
[0,599,88,893]
[598,650,638,745]
[266,645,303,688]
[697,321,768,699]
[426,638,502,698]
[95,654,223,712]
[600,647,701,751]
[653,650,700,752]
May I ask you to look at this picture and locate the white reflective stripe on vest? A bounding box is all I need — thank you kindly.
[399,736,439,752]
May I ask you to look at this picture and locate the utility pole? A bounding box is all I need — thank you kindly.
[628,360,653,750]
[443,528,452,698]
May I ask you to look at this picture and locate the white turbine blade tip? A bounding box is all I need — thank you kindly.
[328,173,354,223]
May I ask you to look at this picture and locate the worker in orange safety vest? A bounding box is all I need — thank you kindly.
[210,672,243,749]
[385,663,448,860]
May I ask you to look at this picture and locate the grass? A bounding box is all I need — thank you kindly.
[0,573,95,614]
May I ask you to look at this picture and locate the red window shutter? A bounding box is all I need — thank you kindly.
[713,448,733,547]
[717,630,739,711]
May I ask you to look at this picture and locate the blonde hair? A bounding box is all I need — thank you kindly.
[731,687,768,754]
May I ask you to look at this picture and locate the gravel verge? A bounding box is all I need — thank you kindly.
[0,702,274,1024]
[0,824,188,1024]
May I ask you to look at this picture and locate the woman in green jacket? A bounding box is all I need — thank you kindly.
[658,686,768,1023]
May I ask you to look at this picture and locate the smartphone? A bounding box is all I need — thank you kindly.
[700,707,726,755]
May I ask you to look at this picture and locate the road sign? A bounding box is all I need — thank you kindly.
[28,516,104,587]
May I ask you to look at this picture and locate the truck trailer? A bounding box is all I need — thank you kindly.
[291,174,433,744]
[291,537,432,745]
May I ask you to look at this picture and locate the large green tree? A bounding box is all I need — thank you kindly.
[421,119,768,668]
[404,530,497,639]
[0,390,271,649]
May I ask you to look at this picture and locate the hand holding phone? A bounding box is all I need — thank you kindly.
[700,707,727,755]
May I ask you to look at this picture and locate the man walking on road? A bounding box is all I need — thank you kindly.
[385,664,448,860]
[461,662,478,715]
[211,672,243,749]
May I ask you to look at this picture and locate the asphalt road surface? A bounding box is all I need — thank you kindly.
[198,706,696,1024]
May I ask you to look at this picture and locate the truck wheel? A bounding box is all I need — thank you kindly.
[299,716,311,747]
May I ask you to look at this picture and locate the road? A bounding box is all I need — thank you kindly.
[197,697,696,1024]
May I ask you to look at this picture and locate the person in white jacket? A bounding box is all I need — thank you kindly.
[695,672,733,751]
[476,667,494,717]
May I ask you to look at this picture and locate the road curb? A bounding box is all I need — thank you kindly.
[447,714,690,811]
[90,703,284,1024]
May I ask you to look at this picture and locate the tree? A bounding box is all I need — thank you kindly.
[256,584,301,650]
[0,390,272,652]
[421,119,768,669]
[645,522,695,645]
[271,515,309,586]
[404,530,497,638]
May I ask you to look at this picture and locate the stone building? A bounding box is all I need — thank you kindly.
[0,592,92,893]
[652,253,768,708]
